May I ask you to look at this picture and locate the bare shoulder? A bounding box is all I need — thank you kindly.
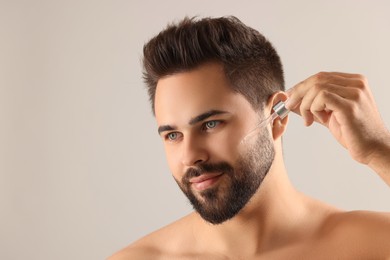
[107,243,160,260]
[108,213,197,260]
[318,210,390,257]
[324,210,390,233]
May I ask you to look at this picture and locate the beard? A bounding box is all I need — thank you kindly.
[174,129,275,225]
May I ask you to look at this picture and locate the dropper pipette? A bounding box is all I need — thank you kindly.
[240,100,290,144]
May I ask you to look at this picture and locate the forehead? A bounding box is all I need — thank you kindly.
[154,63,254,126]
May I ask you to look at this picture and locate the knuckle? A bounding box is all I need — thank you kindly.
[315,71,328,81]
[355,74,368,89]
[351,88,364,101]
[320,90,331,99]
[356,73,366,80]
[351,74,368,88]
[313,83,323,92]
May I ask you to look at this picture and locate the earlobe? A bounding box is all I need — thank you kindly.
[272,115,288,140]
[266,91,289,140]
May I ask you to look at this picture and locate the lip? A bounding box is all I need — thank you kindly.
[190,173,224,191]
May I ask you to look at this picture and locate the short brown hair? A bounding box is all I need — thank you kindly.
[143,16,284,114]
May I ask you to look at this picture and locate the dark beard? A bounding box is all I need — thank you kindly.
[174,130,275,224]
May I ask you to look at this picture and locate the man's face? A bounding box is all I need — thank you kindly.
[155,63,275,224]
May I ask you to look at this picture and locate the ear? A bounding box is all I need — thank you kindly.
[266,92,289,140]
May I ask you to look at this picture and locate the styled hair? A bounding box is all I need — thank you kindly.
[143,16,285,114]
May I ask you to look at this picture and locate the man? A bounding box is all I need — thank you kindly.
[110,16,390,259]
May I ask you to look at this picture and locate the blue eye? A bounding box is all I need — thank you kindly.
[167,132,178,140]
[205,120,220,129]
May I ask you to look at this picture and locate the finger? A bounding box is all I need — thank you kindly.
[285,72,366,111]
[285,73,340,110]
[310,90,352,127]
[328,72,365,79]
[299,83,334,126]
[294,83,361,126]
[285,79,312,112]
[313,110,332,126]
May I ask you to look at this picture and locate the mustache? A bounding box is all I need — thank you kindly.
[183,162,234,183]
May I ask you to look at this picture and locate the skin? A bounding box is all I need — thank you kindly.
[285,72,390,185]
[109,63,390,259]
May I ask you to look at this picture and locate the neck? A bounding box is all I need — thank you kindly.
[192,147,329,256]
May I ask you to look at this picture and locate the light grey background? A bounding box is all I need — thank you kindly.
[1,1,389,259]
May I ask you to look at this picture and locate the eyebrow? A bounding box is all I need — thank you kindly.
[157,109,229,135]
[188,110,228,125]
[158,125,176,135]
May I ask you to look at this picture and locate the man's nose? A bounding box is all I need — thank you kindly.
[181,135,209,167]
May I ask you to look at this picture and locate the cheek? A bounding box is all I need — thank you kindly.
[208,130,242,161]
[222,124,244,146]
